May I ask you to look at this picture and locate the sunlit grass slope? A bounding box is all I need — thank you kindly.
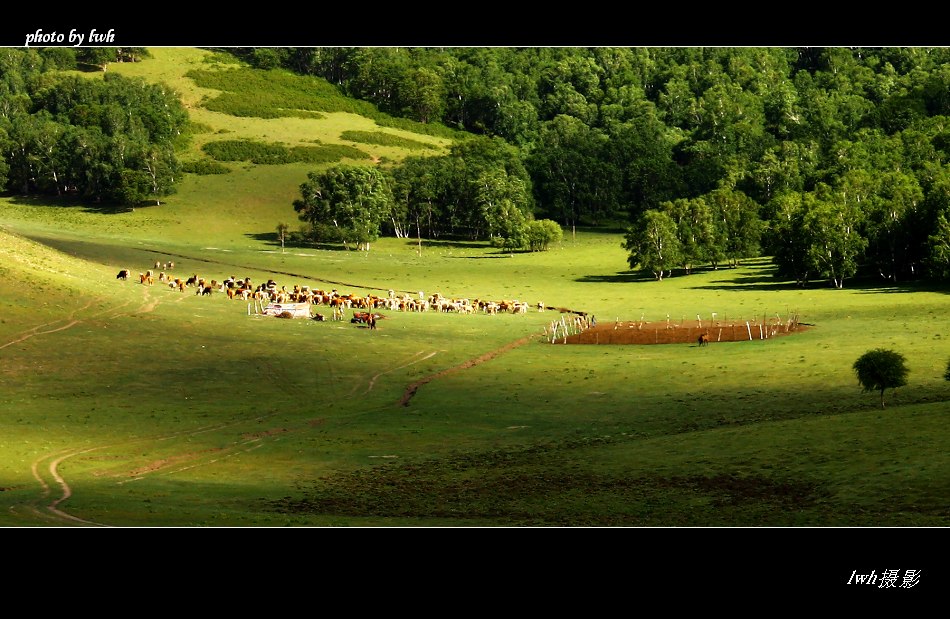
[0,49,947,527]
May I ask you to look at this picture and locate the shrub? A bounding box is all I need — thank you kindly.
[202,140,292,164]
[290,144,370,164]
[181,159,231,175]
[203,140,369,165]
[340,130,438,151]
[853,348,910,408]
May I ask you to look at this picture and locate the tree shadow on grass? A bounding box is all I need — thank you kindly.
[849,279,950,295]
[688,268,802,291]
[457,254,518,259]
[7,194,148,214]
[244,232,348,252]
[406,238,489,250]
[692,271,950,294]
[576,270,655,283]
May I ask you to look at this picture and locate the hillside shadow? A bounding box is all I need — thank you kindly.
[247,231,279,247]
[569,225,630,235]
[406,238,489,250]
[244,232,348,252]
[576,270,655,283]
[850,279,950,295]
[457,254,518,259]
[7,194,146,214]
[688,266,801,291]
[692,270,950,294]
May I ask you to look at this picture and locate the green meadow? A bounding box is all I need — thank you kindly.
[0,48,947,527]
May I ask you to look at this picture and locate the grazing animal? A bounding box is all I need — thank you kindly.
[698,332,710,347]
[116,269,131,280]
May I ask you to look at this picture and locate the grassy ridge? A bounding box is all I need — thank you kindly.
[0,49,947,527]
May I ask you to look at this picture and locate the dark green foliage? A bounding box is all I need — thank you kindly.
[202,139,369,165]
[944,358,950,382]
[623,210,683,280]
[116,48,151,63]
[526,219,563,251]
[199,91,326,119]
[249,48,286,70]
[75,47,117,71]
[375,115,459,138]
[853,349,910,408]
[224,46,950,281]
[202,139,290,164]
[9,46,950,278]
[39,48,76,71]
[384,135,534,241]
[180,159,231,175]
[290,144,370,163]
[0,54,187,205]
[293,164,394,250]
[188,67,363,119]
[340,130,437,150]
[186,67,459,140]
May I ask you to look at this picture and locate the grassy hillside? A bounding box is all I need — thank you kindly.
[0,49,947,528]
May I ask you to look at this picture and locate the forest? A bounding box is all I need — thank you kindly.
[3,46,950,286]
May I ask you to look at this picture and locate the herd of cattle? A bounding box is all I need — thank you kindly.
[115,263,545,318]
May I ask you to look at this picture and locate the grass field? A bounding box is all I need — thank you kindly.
[0,48,947,528]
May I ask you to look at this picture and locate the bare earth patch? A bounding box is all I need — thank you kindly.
[561,319,809,345]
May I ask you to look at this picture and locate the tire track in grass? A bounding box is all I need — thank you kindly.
[1,284,164,350]
[350,350,441,397]
[46,448,110,526]
[26,413,283,525]
[399,336,534,407]
[0,299,100,350]
[4,260,540,522]
[23,347,313,524]
[25,343,330,524]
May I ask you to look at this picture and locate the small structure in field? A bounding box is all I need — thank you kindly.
[260,302,312,319]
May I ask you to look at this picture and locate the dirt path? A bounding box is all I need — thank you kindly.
[2,265,545,523]
[352,350,441,397]
[4,288,170,526]
[24,411,283,526]
[399,335,535,407]
[0,299,100,350]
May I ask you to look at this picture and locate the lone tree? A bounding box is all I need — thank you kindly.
[853,348,909,408]
[276,222,289,253]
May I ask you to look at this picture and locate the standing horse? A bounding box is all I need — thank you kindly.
[698,332,710,347]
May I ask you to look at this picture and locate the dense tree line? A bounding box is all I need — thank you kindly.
[240,46,950,284]
[0,47,185,206]
[293,136,562,252]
